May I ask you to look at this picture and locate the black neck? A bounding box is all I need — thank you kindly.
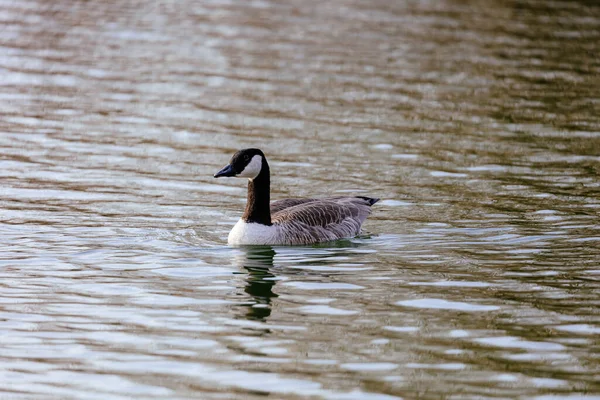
[243,160,271,225]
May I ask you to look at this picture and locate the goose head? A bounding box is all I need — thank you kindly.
[214,148,266,180]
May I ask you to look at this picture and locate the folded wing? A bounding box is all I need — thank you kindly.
[270,197,377,245]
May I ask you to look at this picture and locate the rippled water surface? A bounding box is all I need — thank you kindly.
[1,0,600,398]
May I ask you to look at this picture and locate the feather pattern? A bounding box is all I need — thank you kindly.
[269,197,378,245]
[269,198,317,214]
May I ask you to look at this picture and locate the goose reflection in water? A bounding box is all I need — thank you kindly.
[233,246,278,321]
[232,239,375,321]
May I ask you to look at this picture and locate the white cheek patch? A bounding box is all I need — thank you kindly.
[237,155,263,179]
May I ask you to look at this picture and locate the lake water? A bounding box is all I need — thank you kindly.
[1,0,599,398]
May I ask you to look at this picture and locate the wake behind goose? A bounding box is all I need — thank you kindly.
[214,148,379,245]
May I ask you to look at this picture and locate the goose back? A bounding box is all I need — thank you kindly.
[270,198,317,214]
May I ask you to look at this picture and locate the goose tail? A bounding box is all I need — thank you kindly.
[356,196,380,206]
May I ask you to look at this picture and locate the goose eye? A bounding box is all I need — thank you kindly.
[244,155,250,162]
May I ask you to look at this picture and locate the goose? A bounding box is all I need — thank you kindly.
[214,148,379,245]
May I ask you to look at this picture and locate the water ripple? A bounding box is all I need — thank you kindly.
[0,0,598,398]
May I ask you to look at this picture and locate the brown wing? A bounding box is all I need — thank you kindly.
[270,197,376,245]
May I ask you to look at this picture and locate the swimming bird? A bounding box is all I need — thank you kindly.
[214,148,379,245]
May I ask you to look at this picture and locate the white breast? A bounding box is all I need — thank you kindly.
[228,219,279,245]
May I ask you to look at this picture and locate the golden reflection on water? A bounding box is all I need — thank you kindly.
[0,0,599,398]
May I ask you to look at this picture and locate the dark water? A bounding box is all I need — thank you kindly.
[1,0,599,398]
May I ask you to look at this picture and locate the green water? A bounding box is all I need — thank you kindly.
[0,0,599,398]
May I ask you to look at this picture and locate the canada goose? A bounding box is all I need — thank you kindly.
[214,148,379,245]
